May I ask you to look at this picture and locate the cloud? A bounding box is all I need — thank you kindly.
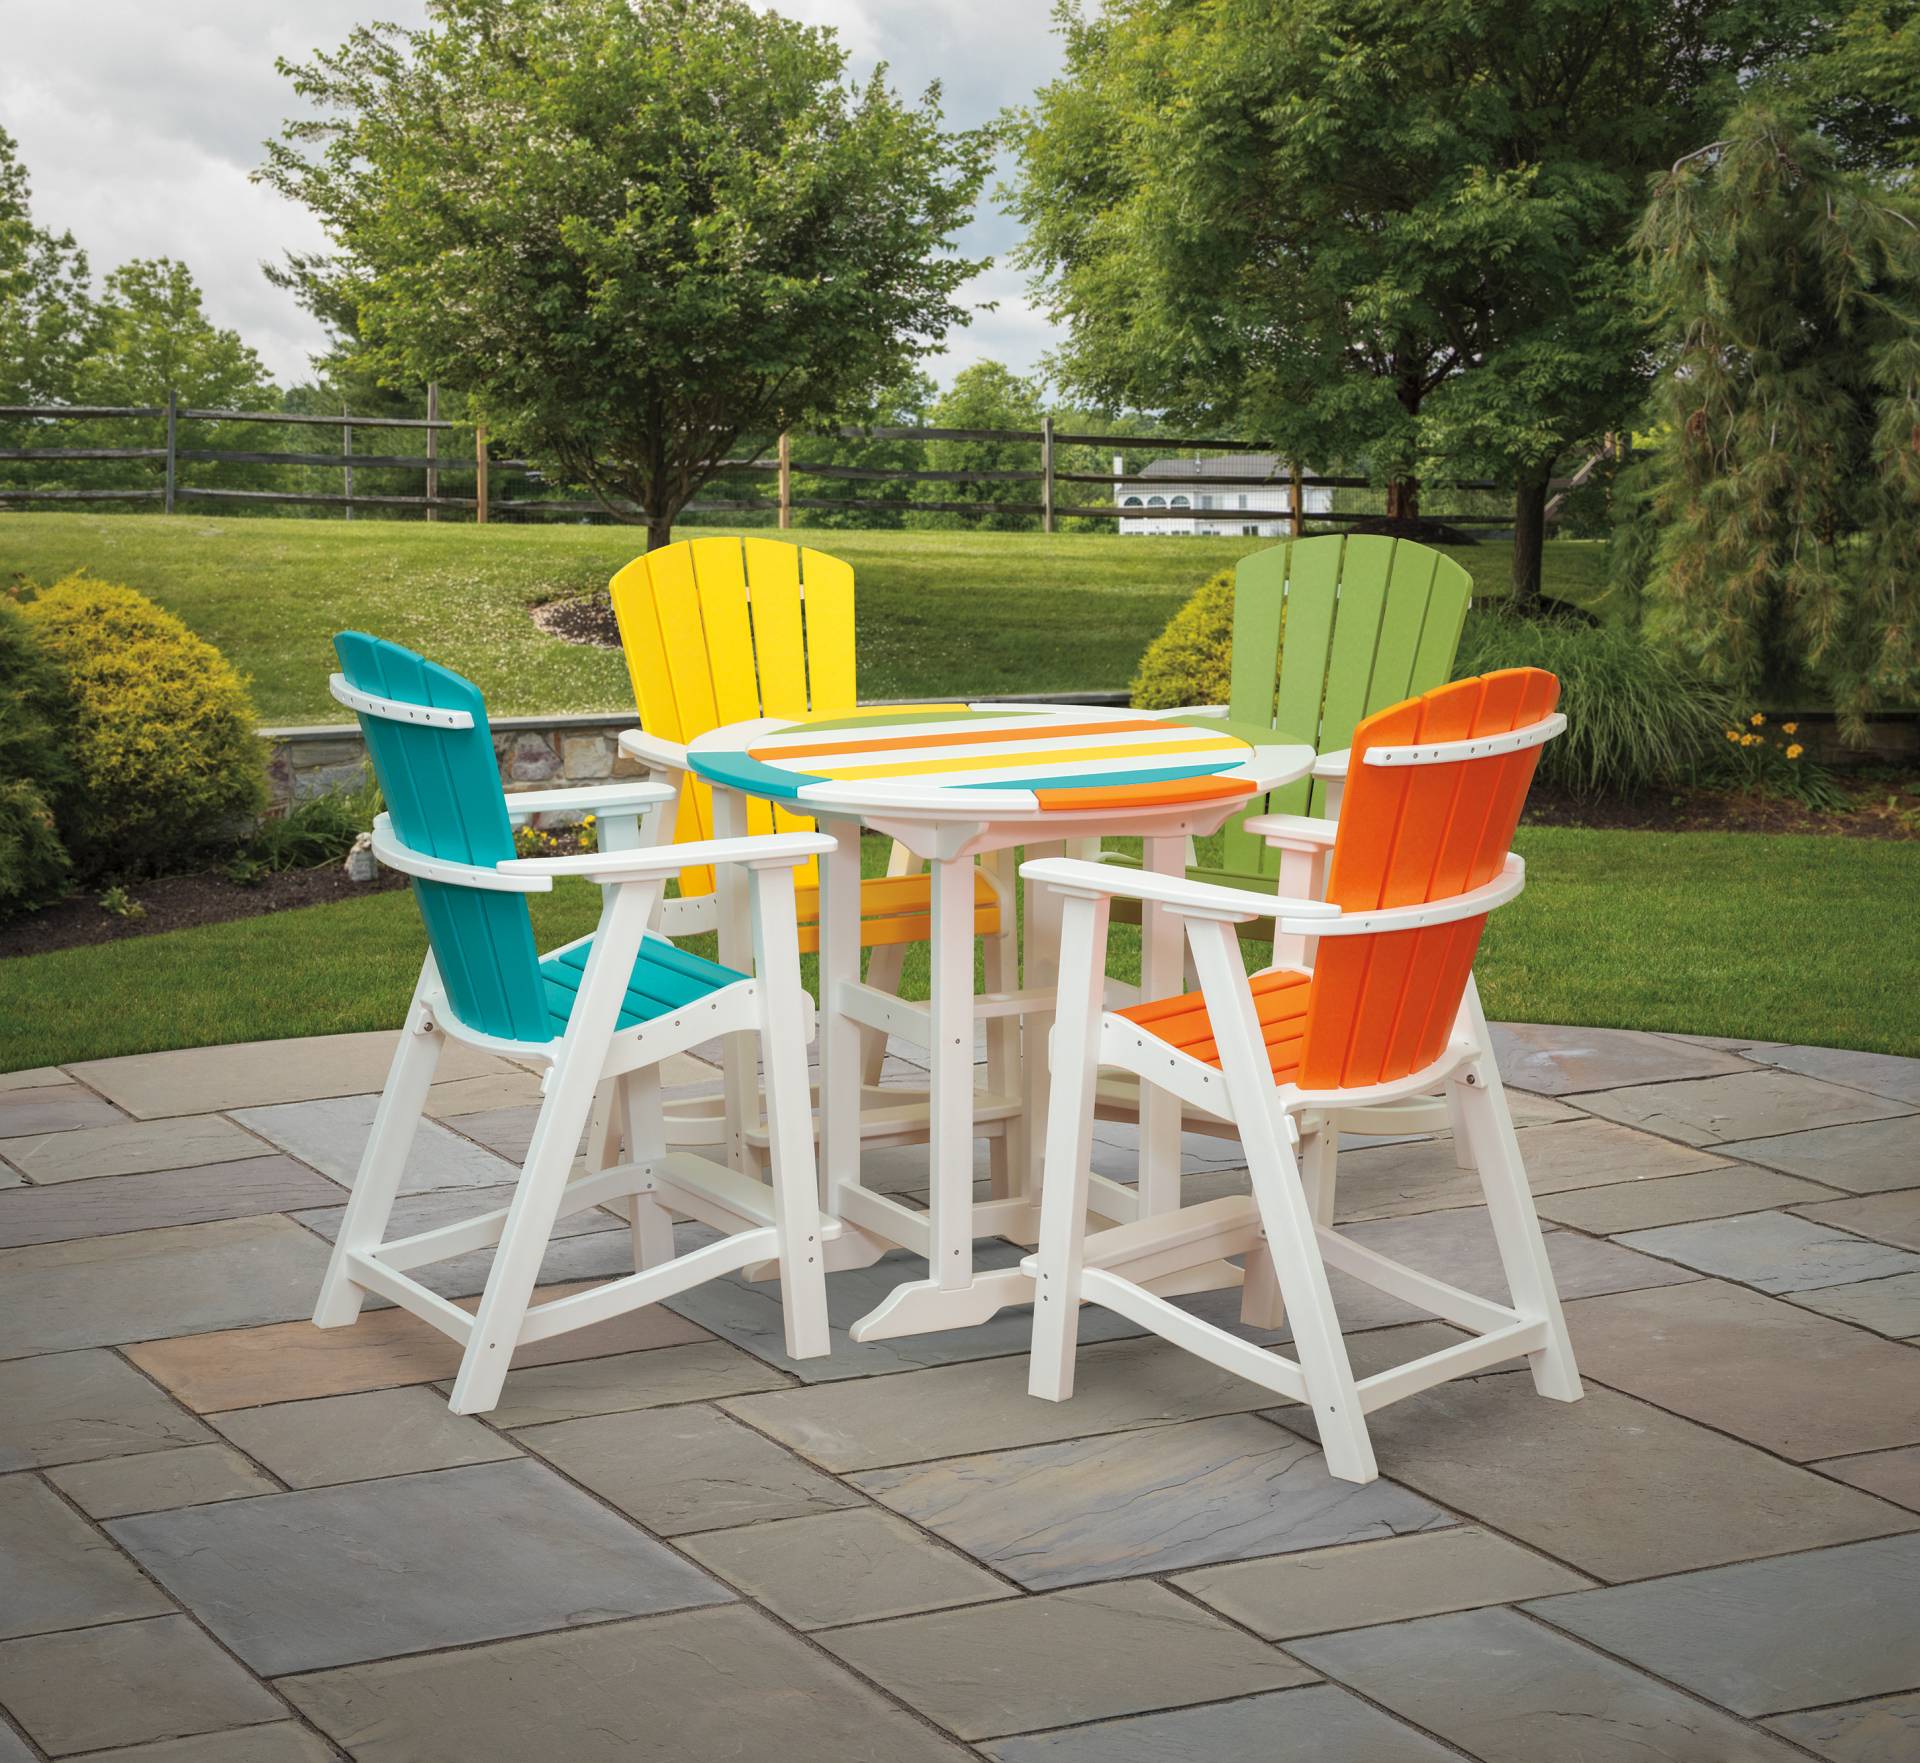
[0,0,1064,388]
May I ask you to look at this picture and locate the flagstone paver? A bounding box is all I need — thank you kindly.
[0,1215,333,1357]
[1715,1117,1920,1192]
[234,1093,519,1191]
[0,1156,344,1248]
[1815,1446,1920,1511]
[47,1444,280,1518]
[820,1579,1314,1741]
[437,1338,790,1427]
[1525,1533,1920,1717]
[1564,1279,1920,1460]
[0,1475,172,1640]
[1292,1605,1806,1761]
[109,1458,732,1674]
[0,1066,69,1092]
[978,1684,1459,1763]
[1617,1210,1920,1292]
[1789,1273,1920,1337]
[421,1069,550,1116]
[0,1348,212,1470]
[0,1723,32,1763]
[720,1329,1451,1473]
[0,1085,128,1138]
[1172,1526,1593,1640]
[68,1032,520,1118]
[515,1403,864,1534]
[0,1614,285,1757]
[125,1278,712,1410]
[679,1507,1012,1629]
[1741,1045,1920,1106]
[1578,1069,1912,1145]
[208,1386,522,1486]
[1488,1022,1757,1094]
[71,1726,340,1763]
[1267,1372,1914,1580]
[1797,1187,1920,1251]
[1535,1164,1842,1234]
[1767,1691,1920,1761]
[281,1607,969,1763]
[1327,1118,1732,1224]
[2,1115,269,1184]
[854,1416,1452,1590]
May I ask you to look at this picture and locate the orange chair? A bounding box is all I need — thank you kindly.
[1018,669,1581,1484]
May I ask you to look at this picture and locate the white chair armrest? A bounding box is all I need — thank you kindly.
[617,730,690,774]
[370,817,552,893]
[503,782,674,823]
[1312,749,1350,779]
[501,830,835,882]
[1137,703,1229,720]
[1239,812,1337,850]
[1019,856,1337,926]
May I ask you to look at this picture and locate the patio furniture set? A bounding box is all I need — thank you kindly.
[315,533,1579,1485]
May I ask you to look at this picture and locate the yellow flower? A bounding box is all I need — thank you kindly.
[1786,743,1804,760]
[1781,722,1798,735]
[1725,729,1740,741]
[1749,712,1766,726]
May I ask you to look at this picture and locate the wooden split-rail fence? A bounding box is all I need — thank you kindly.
[0,397,1517,533]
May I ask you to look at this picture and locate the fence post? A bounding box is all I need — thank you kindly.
[163,391,177,514]
[475,424,489,525]
[425,383,439,521]
[778,430,791,530]
[1041,415,1055,535]
[1288,458,1304,539]
[342,404,354,521]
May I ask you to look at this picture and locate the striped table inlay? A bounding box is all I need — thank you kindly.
[693,705,1263,813]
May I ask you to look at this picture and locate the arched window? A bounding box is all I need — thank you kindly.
[1168,494,1191,508]
[1121,496,1143,508]
[1146,495,1167,509]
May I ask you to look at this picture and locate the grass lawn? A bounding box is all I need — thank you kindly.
[6,826,1912,1072]
[0,513,1610,725]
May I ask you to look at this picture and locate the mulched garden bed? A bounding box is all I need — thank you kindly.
[1523,776,1919,840]
[0,864,409,958]
[532,594,620,648]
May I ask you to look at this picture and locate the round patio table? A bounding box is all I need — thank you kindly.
[685,702,1316,1342]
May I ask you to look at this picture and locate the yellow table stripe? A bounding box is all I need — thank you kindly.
[804,734,1242,782]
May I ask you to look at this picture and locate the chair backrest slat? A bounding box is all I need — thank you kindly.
[1297,667,1559,1091]
[610,538,857,897]
[1220,535,1472,880]
[335,633,552,1043]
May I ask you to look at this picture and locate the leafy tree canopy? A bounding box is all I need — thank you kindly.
[261,0,993,547]
[0,126,97,408]
[77,259,275,411]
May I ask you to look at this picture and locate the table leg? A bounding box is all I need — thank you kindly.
[1022,839,1067,1197]
[1138,834,1185,1217]
[814,816,888,1272]
[712,787,753,1174]
[983,845,1020,1205]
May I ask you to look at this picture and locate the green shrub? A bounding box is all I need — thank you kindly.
[1131,569,1237,709]
[22,574,266,877]
[0,599,77,916]
[239,770,382,879]
[1454,612,1730,799]
[0,779,72,919]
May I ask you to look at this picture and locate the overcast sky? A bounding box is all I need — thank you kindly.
[0,0,1064,389]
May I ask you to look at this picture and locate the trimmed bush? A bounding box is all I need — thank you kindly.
[22,574,266,877]
[1131,569,1237,709]
[0,599,77,916]
[1453,612,1730,799]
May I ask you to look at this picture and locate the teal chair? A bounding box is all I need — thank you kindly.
[311,632,837,1415]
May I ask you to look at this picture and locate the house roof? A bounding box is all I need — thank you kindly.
[1133,454,1288,480]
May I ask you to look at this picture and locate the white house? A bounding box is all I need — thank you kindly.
[1113,454,1332,537]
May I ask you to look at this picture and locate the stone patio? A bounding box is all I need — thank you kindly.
[1,1023,1917,1761]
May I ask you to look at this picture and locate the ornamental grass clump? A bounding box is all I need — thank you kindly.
[22,574,266,877]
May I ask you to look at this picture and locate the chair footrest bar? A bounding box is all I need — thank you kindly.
[1315,1229,1525,1336]
[375,1162,645,1271]
[1075,1266,1307,1403]
[515,1228,780,1343]
[1083,1194,1262,1277]
[650,1151,785,1235]
[1354,1321,1549,1412]
[343,1253,477,1344]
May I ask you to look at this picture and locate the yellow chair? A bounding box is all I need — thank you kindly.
[608,537,1014,1172]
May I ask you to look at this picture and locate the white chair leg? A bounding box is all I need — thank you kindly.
[1300,1121,1339,1226]
[1189,920,1375,1484]
[1239,1240,1286,1329]
[620,1068,677,1271]
[1445,1085,1476,1169]
[751,863,832,1360]
[314,963,444,1328]
[984,849,1020,1202]
[858,838,917,1087]
[450,890,654,1415]
[1029,892,1111,1402]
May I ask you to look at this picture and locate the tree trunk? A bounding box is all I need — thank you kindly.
[645,514,674,553]
[1510,463,1551,611]
[1386,477,1421,521]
